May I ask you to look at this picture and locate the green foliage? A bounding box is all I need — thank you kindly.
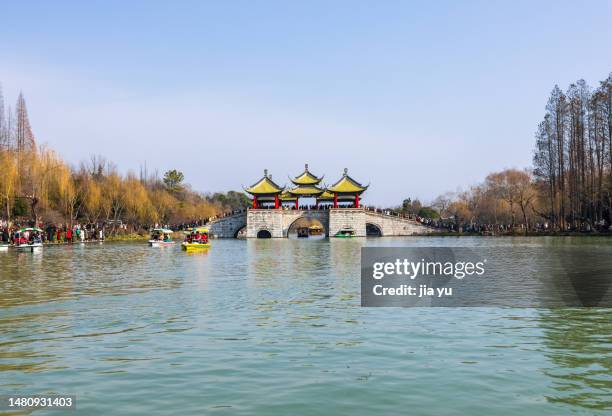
[163,169,185,191]
[417,207,440,219]
[12,197,29,217]
[401,197,422,215]
[208,191,251,210]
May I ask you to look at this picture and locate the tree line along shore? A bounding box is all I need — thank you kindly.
[0,85,250,238]
[397,72,612,235]
[1,72,612,237]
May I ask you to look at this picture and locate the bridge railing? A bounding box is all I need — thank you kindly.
[364,207,443,229]
[203,209,248,225]
[364,206,416,220]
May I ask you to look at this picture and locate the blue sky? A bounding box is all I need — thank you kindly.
[1,1,611,205]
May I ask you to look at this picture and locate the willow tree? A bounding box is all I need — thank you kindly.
[101,173,126,233]
[123,175,156,226]
[0,150,18,221]
[83,178,103,224]
[150,189,177,224]
[55,164,78,225]
[22,147,64,223]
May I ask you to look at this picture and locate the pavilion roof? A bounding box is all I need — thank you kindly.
[287,185,324,196]
[257,190,297,202]
[327,169,369,194]
[280,190,297,201]
[244,170,284,195]
[290,163,323,186]
[317,190,335,200]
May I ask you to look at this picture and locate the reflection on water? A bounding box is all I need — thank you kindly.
[0,237,611,415]
[539,309,612,410]
[0,243,184,308]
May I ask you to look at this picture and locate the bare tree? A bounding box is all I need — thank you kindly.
[14,92,36,155]
[0,83,7,149]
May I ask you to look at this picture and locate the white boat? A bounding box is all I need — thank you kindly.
[0,244,9,251]
[12,227,44,252]
[13,242,43,252]
[148,228,176,247]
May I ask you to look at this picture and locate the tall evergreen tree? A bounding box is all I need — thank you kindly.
[14,92,36,154]
[0,83,6,149]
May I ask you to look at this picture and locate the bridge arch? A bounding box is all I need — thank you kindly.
[234,226,246,238]
[366,222,383,237]
[281,211,329,238]
[256,229,272,239]
[287,217,327,238]
[207,213,247,238]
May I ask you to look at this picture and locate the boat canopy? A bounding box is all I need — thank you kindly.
[151,228,173,234]
[186,227,209,233]
[18,227,43,233]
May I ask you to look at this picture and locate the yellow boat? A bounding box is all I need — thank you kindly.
[181,242,210,250]
[181,227,211,251]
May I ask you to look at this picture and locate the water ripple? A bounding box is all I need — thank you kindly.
[0,238,610,414]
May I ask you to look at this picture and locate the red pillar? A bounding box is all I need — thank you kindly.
[295,199,299,210]
[275,194,279,209]
[333,193,338,208]
[253,196,258,209]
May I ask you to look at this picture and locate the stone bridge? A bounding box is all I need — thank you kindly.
[208,208,434,238]
[363,210,435,236]
[207,212,247,238]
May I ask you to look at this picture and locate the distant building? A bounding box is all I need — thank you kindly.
[244,164,368,209]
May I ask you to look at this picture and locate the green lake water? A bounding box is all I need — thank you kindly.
[0,237,611,415]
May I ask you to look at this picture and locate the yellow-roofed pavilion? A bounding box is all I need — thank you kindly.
[286,164,324,209]
[244,166,368,209]
[244,169,284,208]
[327,168,368,208]
[290,164,324,186]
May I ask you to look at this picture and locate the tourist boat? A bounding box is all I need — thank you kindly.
[181,227,210,251]
[13,227,44,251]
[0,243,8,251]
[149,228,175,247]
[335,227,355,238]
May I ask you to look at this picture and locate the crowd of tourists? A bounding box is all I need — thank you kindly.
[364,206,416,218]
[0,223,107,244]
[414,217,523,234]
[184,230,209,244]
[414,216,609,234]
[249,204,361,210]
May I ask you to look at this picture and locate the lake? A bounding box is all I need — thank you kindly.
[1,237,611,415]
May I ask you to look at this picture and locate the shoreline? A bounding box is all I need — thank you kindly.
[421,231,612,237]
[6,231,612,247]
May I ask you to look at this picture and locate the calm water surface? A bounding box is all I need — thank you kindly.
[0,237,611,415]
